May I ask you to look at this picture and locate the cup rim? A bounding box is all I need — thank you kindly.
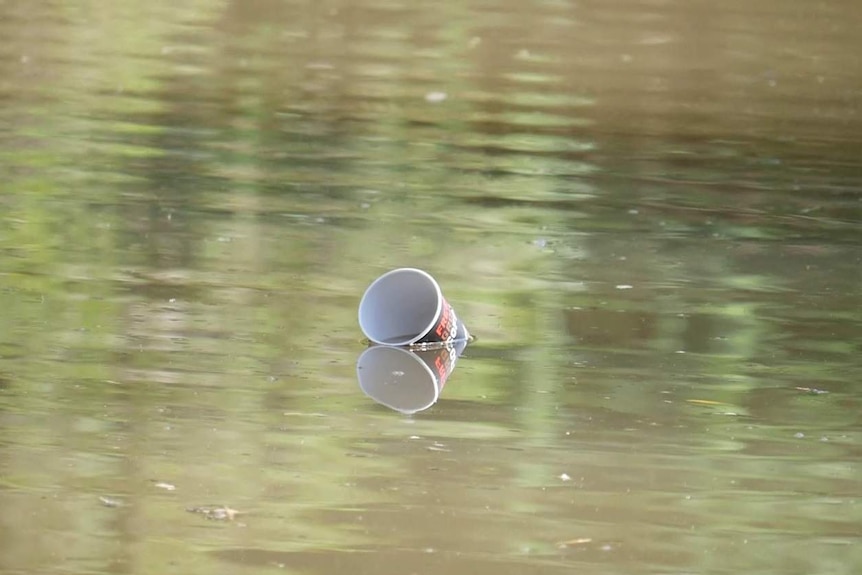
[358,267,443,346]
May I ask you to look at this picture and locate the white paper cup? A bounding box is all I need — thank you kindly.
[356,340,467,414]
[358,268,470,347]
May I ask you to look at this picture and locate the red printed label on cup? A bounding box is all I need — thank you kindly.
[424,298,460,343]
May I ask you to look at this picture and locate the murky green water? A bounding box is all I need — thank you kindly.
[1,1,860,574]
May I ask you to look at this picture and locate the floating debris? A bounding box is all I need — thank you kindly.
[424,91,447,103]
[686,398,743,416]
[560,473,572,481]
[153,481,176,491]
[186,505,241,521]
[795,386,829,395]
[686,399,724,406]
[99,496,123,508]
[558,537,592,548]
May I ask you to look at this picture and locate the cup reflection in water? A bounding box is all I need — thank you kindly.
[358,268,470,346]
[356,339,468,414]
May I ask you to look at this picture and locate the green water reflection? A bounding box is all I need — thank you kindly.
[1,0,860,574]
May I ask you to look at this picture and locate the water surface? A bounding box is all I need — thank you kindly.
[1,1,860,574]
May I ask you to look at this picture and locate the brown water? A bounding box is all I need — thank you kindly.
[1,1,861,574]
